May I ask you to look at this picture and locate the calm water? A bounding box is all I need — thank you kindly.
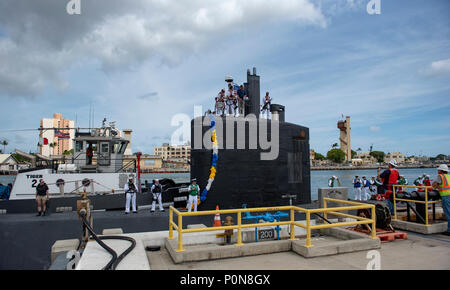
[311,168,439,200]
[1,168,439,201]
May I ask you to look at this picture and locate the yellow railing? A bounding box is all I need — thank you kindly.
[392,185,441,226]
[168,198,376,252]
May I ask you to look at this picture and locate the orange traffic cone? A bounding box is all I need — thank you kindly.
[213,205,221,227]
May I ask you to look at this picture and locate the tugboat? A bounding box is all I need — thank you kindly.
[1,120,187,214]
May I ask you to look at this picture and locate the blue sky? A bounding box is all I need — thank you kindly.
[0,0,449,157]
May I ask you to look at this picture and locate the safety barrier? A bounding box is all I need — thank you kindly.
[392,185,441,226]
[168,198,376,252]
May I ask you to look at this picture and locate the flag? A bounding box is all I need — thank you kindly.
[55,130,70,139]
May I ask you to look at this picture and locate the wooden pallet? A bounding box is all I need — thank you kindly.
[347,227,408,242]
[377,231,408,242]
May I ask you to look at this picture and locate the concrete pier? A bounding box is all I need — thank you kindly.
[75,218,382,269]
[72,219,450,270]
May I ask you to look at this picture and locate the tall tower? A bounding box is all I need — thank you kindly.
[122,129,133,156]
[337,116,351,163]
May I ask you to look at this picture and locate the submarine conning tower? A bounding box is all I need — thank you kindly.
[190,68,311,210]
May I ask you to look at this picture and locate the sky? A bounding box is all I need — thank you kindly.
[0,0,449,157]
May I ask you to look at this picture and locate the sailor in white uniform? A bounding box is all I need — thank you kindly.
[151,179,164,212]
[225,84,236,116]
[124,177,138,214]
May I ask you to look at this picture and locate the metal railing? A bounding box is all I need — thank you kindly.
[392,185,441,226]
[168,198,376,252]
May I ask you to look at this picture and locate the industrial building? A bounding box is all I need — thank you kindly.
[153,143,191,163]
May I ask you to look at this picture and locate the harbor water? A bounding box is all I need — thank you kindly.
[310,168,438,200]
[0,168,439,202]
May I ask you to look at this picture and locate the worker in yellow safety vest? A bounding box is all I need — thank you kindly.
[432,164,450,236]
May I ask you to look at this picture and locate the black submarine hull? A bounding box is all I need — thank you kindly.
[191,116,311,210]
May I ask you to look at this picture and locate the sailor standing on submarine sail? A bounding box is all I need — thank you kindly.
[225,84,236,116]
[151,179,164,212]
[261,92,272,119]
[124,177,138,214]
[187,179,200,212]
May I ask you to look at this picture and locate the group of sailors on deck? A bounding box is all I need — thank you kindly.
[214,82,272,118]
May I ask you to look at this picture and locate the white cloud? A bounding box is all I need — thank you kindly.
[0,0,326,97]
[369,126,381,132]
[422,58,450,76]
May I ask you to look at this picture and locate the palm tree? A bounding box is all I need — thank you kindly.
[331,143,338,149]
[1,139,8,153]
[49,142,57,154]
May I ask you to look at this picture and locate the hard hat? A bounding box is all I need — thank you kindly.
[191,178,197,182]
[389,160,398,167]
[155,179,159,182]
[437,164,449,172]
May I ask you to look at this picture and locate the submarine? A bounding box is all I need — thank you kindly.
[190,68,311,210]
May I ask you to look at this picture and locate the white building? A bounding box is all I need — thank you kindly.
[40,113,75,157]
[0,154,19,172]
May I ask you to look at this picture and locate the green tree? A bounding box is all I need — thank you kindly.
[436,154,447,160]
[327,149,346,164]
[370,151,385,163]
[351,150,357,159]
[314,152,326,161]
[63,149,74,155]
[1,139,8,153]
[11,153,28,163]
[331,143,338,149]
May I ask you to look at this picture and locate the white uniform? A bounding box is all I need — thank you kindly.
[261,96,271,119]
[151,183,164,212]
[353,178,362,201]
[216,93,225,116]
[124,182,137,213]
[225,89,236,116]
[187,184,200,212]
[362,179,371,200]
[369,179,377,194]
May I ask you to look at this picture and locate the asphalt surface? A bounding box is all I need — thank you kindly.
[0,205,318,270]
[0,209,172,269]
